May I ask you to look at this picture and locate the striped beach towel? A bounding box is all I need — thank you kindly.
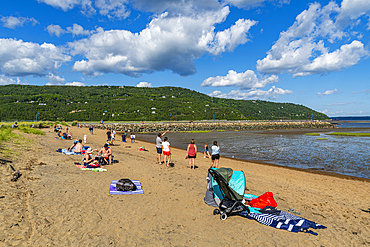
[239,210,326,235]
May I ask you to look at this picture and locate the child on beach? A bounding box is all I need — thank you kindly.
[211,141,220,168]
[162,137,171,167]
[187,139,197,169]
[203,142,210,158]
[130,133,135,143]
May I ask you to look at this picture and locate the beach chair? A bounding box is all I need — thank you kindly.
[206,167,249,220]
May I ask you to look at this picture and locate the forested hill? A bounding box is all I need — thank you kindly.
[0,85,328,122]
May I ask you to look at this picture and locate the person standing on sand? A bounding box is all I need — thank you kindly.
[89,126,93,135]
[204,142,210,158]
[162,137,171,167]
[187,139,197,169]
[210,141,220,168]
[121,131,127,148]
[156,130,169,164]
[111,130,116,145]
[106,129,112,143]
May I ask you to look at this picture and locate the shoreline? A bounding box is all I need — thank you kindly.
[136,137,370,183]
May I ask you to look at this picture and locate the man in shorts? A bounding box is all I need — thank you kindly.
[100,143,112,165]
[106,129,112,142]
[156,130,169,164]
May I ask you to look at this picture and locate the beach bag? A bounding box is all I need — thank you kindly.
[116,179,137,191]
[248,192,277,209]
[95,156,108,166]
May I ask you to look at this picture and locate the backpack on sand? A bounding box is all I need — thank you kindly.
[116,179,137,191]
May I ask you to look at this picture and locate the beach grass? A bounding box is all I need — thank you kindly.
[317,138,328,140]
[18,126,45,135]
[327,132,370,137]
[305,133,320,136]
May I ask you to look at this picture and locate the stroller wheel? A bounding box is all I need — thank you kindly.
[220,213,227,220]
[213,209,220,215]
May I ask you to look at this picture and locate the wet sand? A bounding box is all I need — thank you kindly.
[1,126,370,246]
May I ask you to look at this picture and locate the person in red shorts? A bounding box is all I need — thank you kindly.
[162,137,171,167]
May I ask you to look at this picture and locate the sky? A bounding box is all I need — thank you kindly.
[0,0,370,117]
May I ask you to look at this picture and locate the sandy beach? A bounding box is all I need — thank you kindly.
[1,126,370,246]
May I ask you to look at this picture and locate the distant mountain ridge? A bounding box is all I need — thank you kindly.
[0,85,328,122]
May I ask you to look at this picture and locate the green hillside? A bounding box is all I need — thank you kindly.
[0,85,328,122]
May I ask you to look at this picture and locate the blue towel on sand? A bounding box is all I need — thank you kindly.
[109,180,144,195]
[239,210,326,235]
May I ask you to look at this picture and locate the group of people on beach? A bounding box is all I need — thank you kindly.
[155,131,220,169]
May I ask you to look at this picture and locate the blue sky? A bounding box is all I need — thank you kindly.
[1,0,370,117]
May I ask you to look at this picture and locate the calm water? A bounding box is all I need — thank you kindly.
[138,128,370,179]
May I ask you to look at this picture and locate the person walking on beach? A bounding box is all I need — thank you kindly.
[121,131,127,148]
[162,137,171,167]
[111,130,116,145]
[130,133,136,143]
[203,142,210,158]
[211,141,220,168]
[156,130,169,164]
[106,129,112,143]
[89,126,93,135]
[187,139,197,169]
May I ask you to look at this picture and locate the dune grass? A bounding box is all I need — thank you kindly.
[327,132,370,137]
[18,126,45,135]
[305,133,320,136]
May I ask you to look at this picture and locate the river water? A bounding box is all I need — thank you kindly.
[138,125,370,179]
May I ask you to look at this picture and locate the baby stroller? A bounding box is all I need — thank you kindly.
[205,167,249,220]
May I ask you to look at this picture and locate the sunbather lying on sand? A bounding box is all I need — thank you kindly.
[68,140,79,152]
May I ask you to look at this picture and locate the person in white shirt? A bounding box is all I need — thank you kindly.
[211,140,220,168]
[162,137,171,167]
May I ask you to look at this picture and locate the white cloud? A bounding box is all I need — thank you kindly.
[1,16,39,29]
[47,24,94,37]
[37,0,95,15]
[0,75,17,85]
[95,0,130,19]
[256,2,369,77]
[207,19,257,55]
[66,24,92,37]
[317,88,338,97]
[38,0,131,18]
[69,7,256,77]
[46,24,65,37]
[225,0,289,9]
[46,73,66,85]
[65,81,86,86]
[136,81,152,87]
[201,69,278,89]
[337,0,370,25]
[0,38,71,77]
[209,86,292,100]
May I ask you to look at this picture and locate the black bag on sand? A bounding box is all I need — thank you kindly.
[116,179,137,191]
[95,156,108,166]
